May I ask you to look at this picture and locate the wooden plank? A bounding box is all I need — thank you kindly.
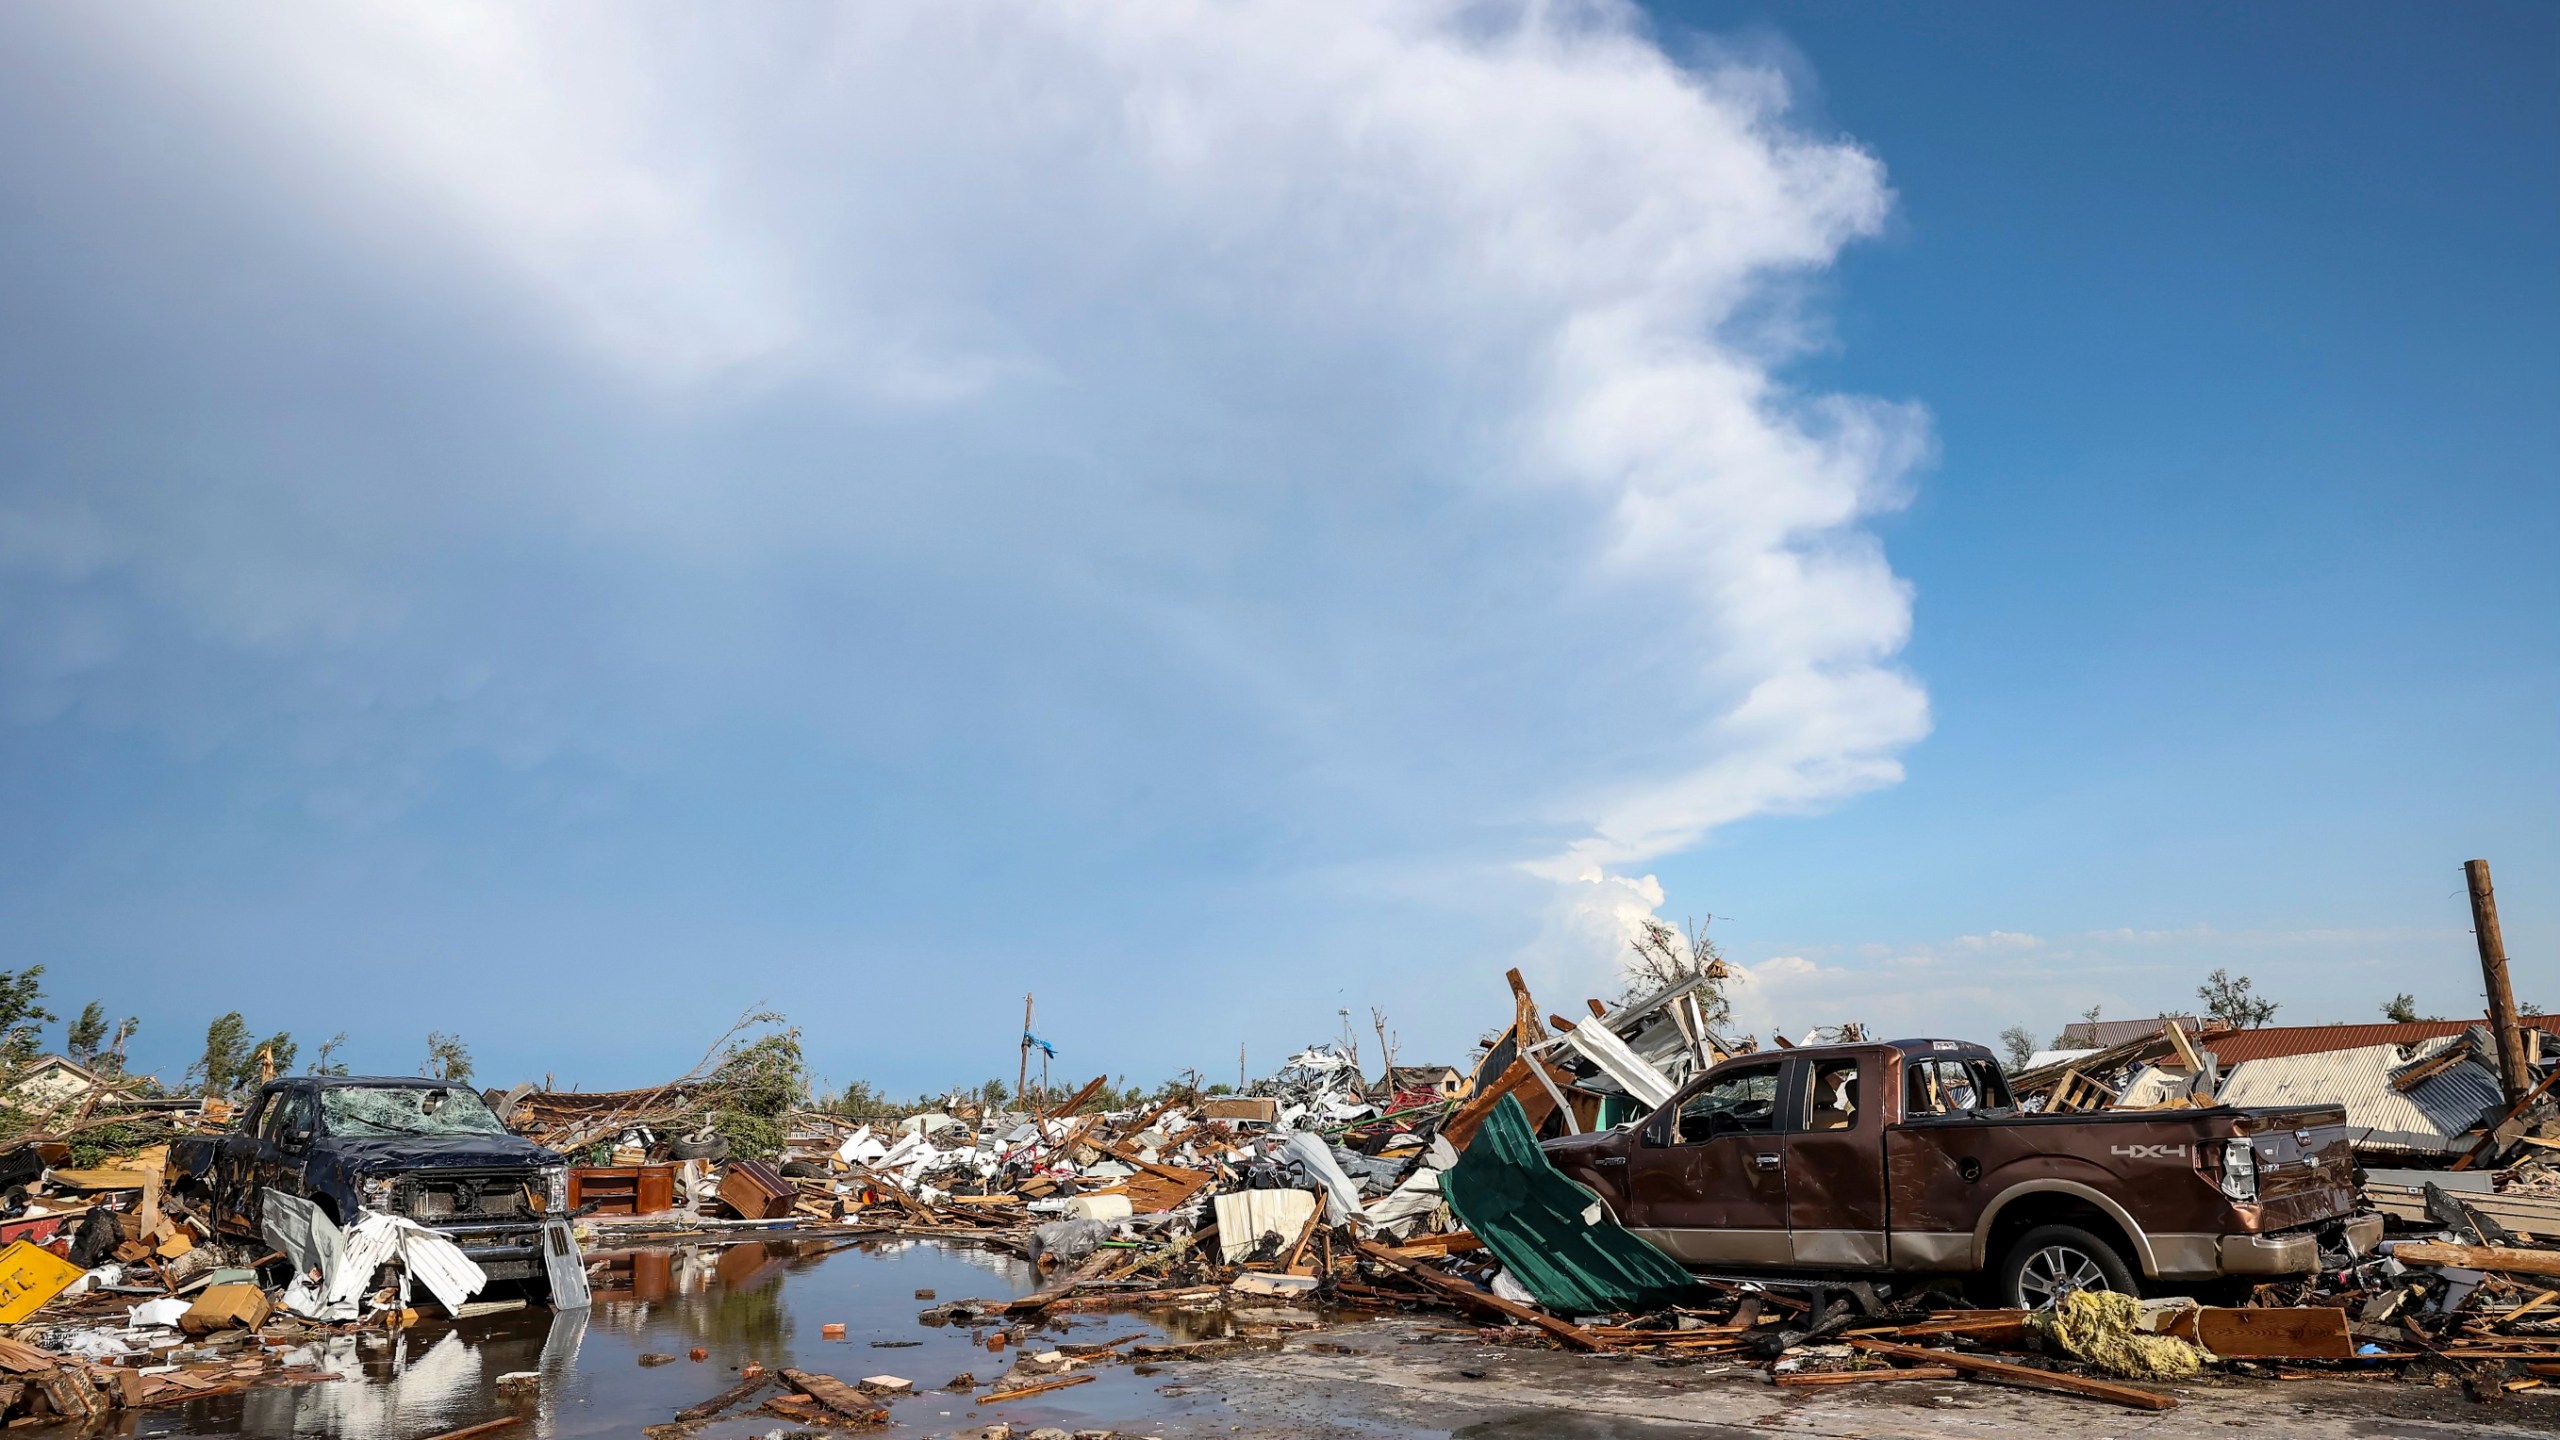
[1280,1199,1326,1276]
[673,1372,772,1423]
[2389,1241,2560,1277]
[1848,1338,2177,1411]
[1440,1056,1570,1148]
[777,1368,886,1419]
[1353,1239,1602,1352]
[2175,1307,2353,1361]
[1040,1075,1110,1122]
[977,1372,1096,1403]
[1855,1311,2030,1348]
[1383,1232,1483,1258]
[416,1419,524,1440]
[1777,1366,1961,1388]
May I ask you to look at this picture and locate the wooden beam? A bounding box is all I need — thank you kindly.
[2388,1241,2560,1277]
[1777,1366,1960,1388]
[977,1372,1096,1404]
[1354,1239,1602,1351]
[2467,859,2533,1103]
[1848,1339,2177,1411]
[2162,1307,2352,1360]
[1040,1074,1110,1122]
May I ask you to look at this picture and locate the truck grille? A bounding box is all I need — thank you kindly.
[405,1171,535,1223]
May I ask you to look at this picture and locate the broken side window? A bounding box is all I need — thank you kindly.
[1904,1057,2011,1117]
[319,1086,509,1139]
[1672,1062,1781,1143]
[1804,1058,1863,1131]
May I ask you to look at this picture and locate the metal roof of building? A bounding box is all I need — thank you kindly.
[2216,1036,2500,1156]
[2195,1020,2487,1066]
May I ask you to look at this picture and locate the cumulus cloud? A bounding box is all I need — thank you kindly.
[2,2,1930,1029]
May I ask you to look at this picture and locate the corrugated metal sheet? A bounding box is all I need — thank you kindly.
[2197,1020,2484,1066]
[2216,1038,2500,1155]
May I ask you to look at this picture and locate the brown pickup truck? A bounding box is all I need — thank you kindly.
[1542,1037,2380,1308]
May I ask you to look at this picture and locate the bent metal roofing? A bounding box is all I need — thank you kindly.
[2196,1020,2489,1066]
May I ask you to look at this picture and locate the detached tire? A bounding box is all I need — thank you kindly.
[668,1136,729,1162]
[1996,1223,2139,1310]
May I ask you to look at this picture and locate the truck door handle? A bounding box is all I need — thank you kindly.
[1753,1154,1781,1170]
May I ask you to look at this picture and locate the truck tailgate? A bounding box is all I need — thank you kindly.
[2235,1107,2356,1228]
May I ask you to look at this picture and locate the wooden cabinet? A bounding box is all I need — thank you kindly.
[568,1164,676,1216]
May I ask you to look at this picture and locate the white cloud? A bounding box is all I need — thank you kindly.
[9,2,1933,1027]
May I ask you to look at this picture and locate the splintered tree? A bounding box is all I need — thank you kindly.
[66,1002,108,1066]
[2382,993,2425,1024]
[310,1033,350,1076]
[2198,969,2278,1030]
[1621,916,1732,1032]
[1998,1025,2038,1071]
[422,1031,474,1083]
[190,1013,298,1096]
[705,1018,807,1162]
[0,967,54,1069]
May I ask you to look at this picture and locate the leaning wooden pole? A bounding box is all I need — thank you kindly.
[2464,859,2531,1105]
[1018,993,1034,1110]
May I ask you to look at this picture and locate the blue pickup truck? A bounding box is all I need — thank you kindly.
[169,1075,570,1291]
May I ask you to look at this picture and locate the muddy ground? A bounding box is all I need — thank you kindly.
[1173,1318,2556,1440]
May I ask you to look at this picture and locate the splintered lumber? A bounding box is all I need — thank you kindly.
[1040,1075,1110,1121]
[1040,1284,1224,1312]
[977,1372,1095,1403]
[1858,1311,2030,1348]
[674,1372,774,1423]
[1849,1338,2178,1411]
[1383,1232,1484,1258]
[778,1368,883,1419]
[1777,1365,1961,1388]
[2168,1307,2353,1361]
[1354,1239,1602,1351]
[2389,1241,2560,1278]
[1441,1055,1573,1147]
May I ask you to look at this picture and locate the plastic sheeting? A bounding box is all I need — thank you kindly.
[1280,1131,1367,1226]
[1360,1166,1444,1240]
[1439,1094,1692,1316]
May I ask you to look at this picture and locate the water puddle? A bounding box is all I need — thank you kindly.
[85,1237,1248,1438]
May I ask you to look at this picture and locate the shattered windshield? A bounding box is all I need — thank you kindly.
[319,1086,507,1138]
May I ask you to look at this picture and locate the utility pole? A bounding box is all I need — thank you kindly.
[2465,859,2532,1104]
[1238,1041,1246,1093]
[1018,994,1033,1110]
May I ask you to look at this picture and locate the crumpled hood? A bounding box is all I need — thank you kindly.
[325,1135,563,1172]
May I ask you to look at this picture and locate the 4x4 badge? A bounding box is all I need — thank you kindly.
[2109,1143,2187,1160]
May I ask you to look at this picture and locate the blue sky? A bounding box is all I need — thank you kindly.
[1,2,2551,1096]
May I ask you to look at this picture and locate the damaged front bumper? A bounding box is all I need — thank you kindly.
[424,1217,549,1281]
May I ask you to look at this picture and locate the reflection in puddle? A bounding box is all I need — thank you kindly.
[98,1238,1247,1439]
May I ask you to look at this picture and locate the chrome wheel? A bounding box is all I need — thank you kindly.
[2016,1243,2111,1308]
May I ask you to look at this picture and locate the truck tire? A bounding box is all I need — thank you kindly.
[1995,1223,2138,1310]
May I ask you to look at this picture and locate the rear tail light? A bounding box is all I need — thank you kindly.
[2219,1137,2258,1201]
